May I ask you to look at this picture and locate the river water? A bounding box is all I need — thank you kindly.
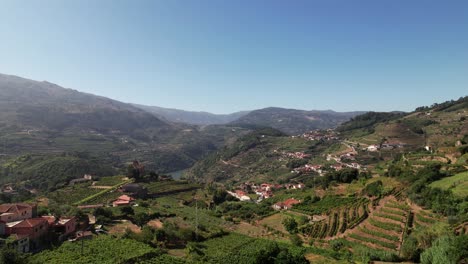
[167,169,186,180]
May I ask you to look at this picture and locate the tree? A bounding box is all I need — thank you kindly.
[401,236,420,262]
[148,171,159,181]
[330,239,344,251]
[275,249,308,264]
[0,247,26,264]
[94,207,113,224]
[133,212,150,227]
[289,234,303,247]
[212,188,228,205]
[362,180,383,197]
[120,206,134,217]
[282,217,298,234]
[421,235,464,264]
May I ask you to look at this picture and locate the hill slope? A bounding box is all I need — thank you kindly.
[0,74,249,181]
[0,73,171,135]
[185,127,331,183]
[231,107,364,135]
[338,97,468,151]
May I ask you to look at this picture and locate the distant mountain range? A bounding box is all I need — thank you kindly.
[230,107,366,135]
[132,104,250,125]
[133,105,365,135]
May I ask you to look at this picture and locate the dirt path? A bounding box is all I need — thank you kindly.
[89,185,112,189]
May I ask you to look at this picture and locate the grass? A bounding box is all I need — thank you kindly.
[259,213,289,234]
[348,233,397,250]
[96,175,126,186]
[429,171,468,198]
[374,212,404,223]
[29,235,158,264]
[48,183,102,205]
[385,202,410,211]
[144,180,200,195]
[358,227,400,242]
[293,196,362,215]
[380,208,406,217]
[368,218,402,233]
[73,179,132,205]
[416,214,437,224]
[344,177,401,195]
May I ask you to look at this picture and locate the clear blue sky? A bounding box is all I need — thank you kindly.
[1,0,467,114]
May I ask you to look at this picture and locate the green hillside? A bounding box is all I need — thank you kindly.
[338,97,468,155]
[186,127,326,183]
[231,107,364,135]
[430,171,468,198]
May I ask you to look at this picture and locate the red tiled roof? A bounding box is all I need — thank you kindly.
[283,198,300,207]
[113,200,131,205]
[41,216,56,225]
[116,195,134,202]
[12,218,47,228]
[0,203,35,214]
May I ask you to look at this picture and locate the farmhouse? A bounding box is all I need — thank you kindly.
[227,190,251,201]
[5,218,49,249]
[41,216,77,241]
[0,203,37,223]
[273,198,301,210]
[112,195,136,207]
[366,145,379,152]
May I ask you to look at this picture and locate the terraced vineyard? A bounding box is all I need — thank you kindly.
[343,197,409,252]
[414,210,443,228]
[298,199,370,239]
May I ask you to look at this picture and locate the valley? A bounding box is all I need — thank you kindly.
[0,75,466,263]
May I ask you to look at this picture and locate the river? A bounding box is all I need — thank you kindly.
[167,169,186,180]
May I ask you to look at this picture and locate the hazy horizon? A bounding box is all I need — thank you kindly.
[1,1,467,114]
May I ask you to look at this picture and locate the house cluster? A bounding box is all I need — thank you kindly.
[0,203,76,253]
[230,182,306,203]
[295,129,339,141]
[293,160,364,176]
[325,154,364,170]
[284,183,306,190]
[283,151,311,159]
[274,150,311,161]
[237,182,281,200]
[227,190,251,202]
[273,198,301,210]
[293,164,323,174]
[365,143,405,152]
[331,162,362,170]
[339,152,356,161]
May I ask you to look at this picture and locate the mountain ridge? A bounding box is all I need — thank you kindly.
[230,107,366,135]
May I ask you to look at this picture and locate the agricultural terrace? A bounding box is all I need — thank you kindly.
[343,197,410,251]
[46,175,131,206]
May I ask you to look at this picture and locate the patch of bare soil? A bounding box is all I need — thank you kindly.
[148,219,163,229]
